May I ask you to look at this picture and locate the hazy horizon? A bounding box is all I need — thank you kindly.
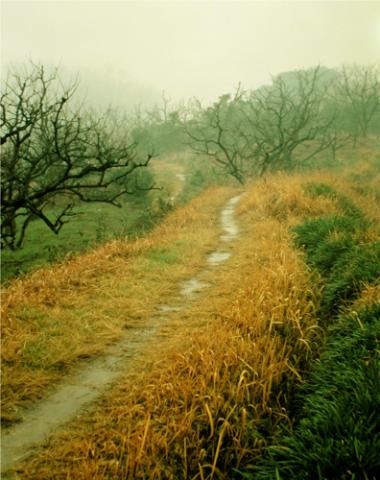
[2,0,380,107]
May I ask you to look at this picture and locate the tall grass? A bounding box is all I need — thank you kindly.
[4,151,380,479]
[9,173,324,479]
[248,177,380,480]
[293,183,379,316]
[251,303,380,480]
[1,186,235,424]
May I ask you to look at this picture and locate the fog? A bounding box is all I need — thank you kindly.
[2,0,380,107]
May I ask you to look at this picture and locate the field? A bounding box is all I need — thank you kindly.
[1,142,379,479]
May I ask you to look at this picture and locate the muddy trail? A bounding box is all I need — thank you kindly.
[1,193,243,475]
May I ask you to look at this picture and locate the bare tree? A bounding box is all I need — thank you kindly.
[238,67,338,176]
[185,67,339,182]
[333,64,380,141]
[1,64,153,250]
[184,90,246,184]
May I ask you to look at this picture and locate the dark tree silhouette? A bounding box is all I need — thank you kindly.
[185,90,246,184]
[185,67,340,182]
[1,65,153,249]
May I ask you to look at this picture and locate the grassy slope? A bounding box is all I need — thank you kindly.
[3,144,380,479]
[5,175,321,479]
[1,184,236,424]
[1,202,154,281]
[250,167,380,479]
[1,154,187,282]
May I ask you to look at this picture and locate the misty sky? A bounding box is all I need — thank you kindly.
[2,1,380,104]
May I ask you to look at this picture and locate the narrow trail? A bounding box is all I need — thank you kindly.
[1,193,243,475]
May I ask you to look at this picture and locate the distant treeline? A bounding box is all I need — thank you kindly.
[1,63,379,249]
[183,65,380,182]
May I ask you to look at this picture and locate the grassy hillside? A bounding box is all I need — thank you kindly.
[0,156,179,282]
[1,184,236,424]
[1,143,379,479]
[1,152,225,283]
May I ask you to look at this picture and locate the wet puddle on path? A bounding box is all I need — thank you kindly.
[207,250,232,264]
[180,277,209,296]
[1,193,243,475]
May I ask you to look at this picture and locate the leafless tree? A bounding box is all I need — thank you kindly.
[1,64,154,249]
[238,66,338,176]
[184,89,246,184]
[334,64,380,140]
[185,67,339,182]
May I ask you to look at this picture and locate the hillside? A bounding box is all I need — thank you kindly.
[1,143,379,479]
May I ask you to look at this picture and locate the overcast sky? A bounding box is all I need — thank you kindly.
[1,0,380,104]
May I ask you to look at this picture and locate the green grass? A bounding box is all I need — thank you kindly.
[249,304,380,480]
[293,216,379,316]
[0,199,166,282]
[304,182,338,200]
[321,242,380,315]
[293,215,363,272]
[293,184,379,316]
[147,247,179,265]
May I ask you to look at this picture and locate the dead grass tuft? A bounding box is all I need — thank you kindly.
[237,172,340,223]
[352,282,380,310]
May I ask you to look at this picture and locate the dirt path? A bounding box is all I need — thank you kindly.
[1,193,243,475]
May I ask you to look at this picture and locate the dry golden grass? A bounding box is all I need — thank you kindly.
[237,172,340,223]
[9,171,332,480]
[6,150,379,478]
[1,185,235,423]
